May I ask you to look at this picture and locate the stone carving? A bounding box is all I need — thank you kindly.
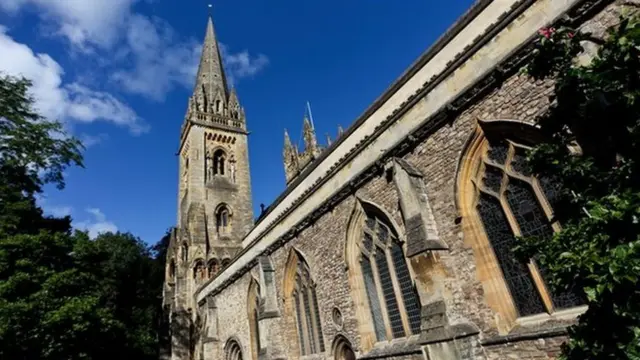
[229,155,236,183]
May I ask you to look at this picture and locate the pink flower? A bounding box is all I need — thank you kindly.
[538,28,552,38]
[567,32,575,38]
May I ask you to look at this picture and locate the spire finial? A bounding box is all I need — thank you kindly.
[208,3,213,15]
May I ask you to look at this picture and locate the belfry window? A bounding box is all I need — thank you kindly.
[471,136,584,317]
[213,150,226,176]
[359,211,422,341]
[216,206,230,234]
[291,255,325,355]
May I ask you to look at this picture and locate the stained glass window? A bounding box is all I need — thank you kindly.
[292,256,325,354]
[361,257,386,341]
[474,140,584,317]
[391,242,422,334]
[359,209,422,342]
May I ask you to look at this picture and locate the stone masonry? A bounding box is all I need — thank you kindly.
[163,1,635,359]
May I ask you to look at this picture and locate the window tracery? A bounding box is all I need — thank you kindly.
[288,252,325,355]
[460,123,585,321]
[358,210,422,341]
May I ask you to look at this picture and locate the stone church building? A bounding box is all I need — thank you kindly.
[162,0,627,359]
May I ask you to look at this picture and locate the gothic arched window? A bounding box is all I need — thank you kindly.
[458,121,584,324]
[357,208,421,342]
[213,150,226,176]
[208,259,220,278]
[193,259,205,281]
[225,339,243,360]
[216,205,230,234]
[285,251,325,356]
[221,258,231,268]
[248,280,261,360]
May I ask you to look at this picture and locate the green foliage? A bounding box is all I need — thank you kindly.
[0,74,168,359]
[519,11,640,359]
[0,74,83,236]
[0,231,166,359]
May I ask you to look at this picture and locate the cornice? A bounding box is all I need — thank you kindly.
[196,0,612,300]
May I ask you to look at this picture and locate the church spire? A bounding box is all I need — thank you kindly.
[193,13,228,102]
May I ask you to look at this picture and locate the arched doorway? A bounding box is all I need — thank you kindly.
[333,335,356,360]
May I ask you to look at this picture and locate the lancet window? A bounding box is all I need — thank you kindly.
[216,205,230,235]
[213,149,226,176]
[248,280,261,359]
[358,210,422,341]
[290,255,325,355]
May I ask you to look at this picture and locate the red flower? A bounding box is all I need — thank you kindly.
[567,32,575,38]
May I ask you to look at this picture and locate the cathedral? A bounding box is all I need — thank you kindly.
[162,0,625,359]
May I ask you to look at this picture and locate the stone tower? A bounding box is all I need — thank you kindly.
[282,114,346,185]
[162,14,254,359]
[176,14,254,261]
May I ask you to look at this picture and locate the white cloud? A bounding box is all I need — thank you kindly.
[1,2,269,101]
[221,44,269,87]
[111,15,201,101]
[0,0,137,50]
[75,207,118,239]
[0,27,147,134]
[79,133,109,148]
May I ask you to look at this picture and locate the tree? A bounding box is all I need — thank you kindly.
[517,10,640,359]
[0,74,169,359]
[0,230,168,360]
[0,74,83,236]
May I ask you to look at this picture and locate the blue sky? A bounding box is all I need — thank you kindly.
[0,0,474,244]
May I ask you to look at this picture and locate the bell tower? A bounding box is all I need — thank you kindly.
[171,11,254,315]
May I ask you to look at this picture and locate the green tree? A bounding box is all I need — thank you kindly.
[518,10,640,359]
[0,74,83,236]
[0,74,168,359]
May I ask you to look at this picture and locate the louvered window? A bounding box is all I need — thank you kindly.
[359,212,422,341]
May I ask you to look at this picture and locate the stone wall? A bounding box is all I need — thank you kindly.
[192,1,637,359]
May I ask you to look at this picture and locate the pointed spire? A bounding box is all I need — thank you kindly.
[193,13,228,104]
[302,116,317,153]
[326,133,332,146]
[283,129,293,157]
[338,125,344,137]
